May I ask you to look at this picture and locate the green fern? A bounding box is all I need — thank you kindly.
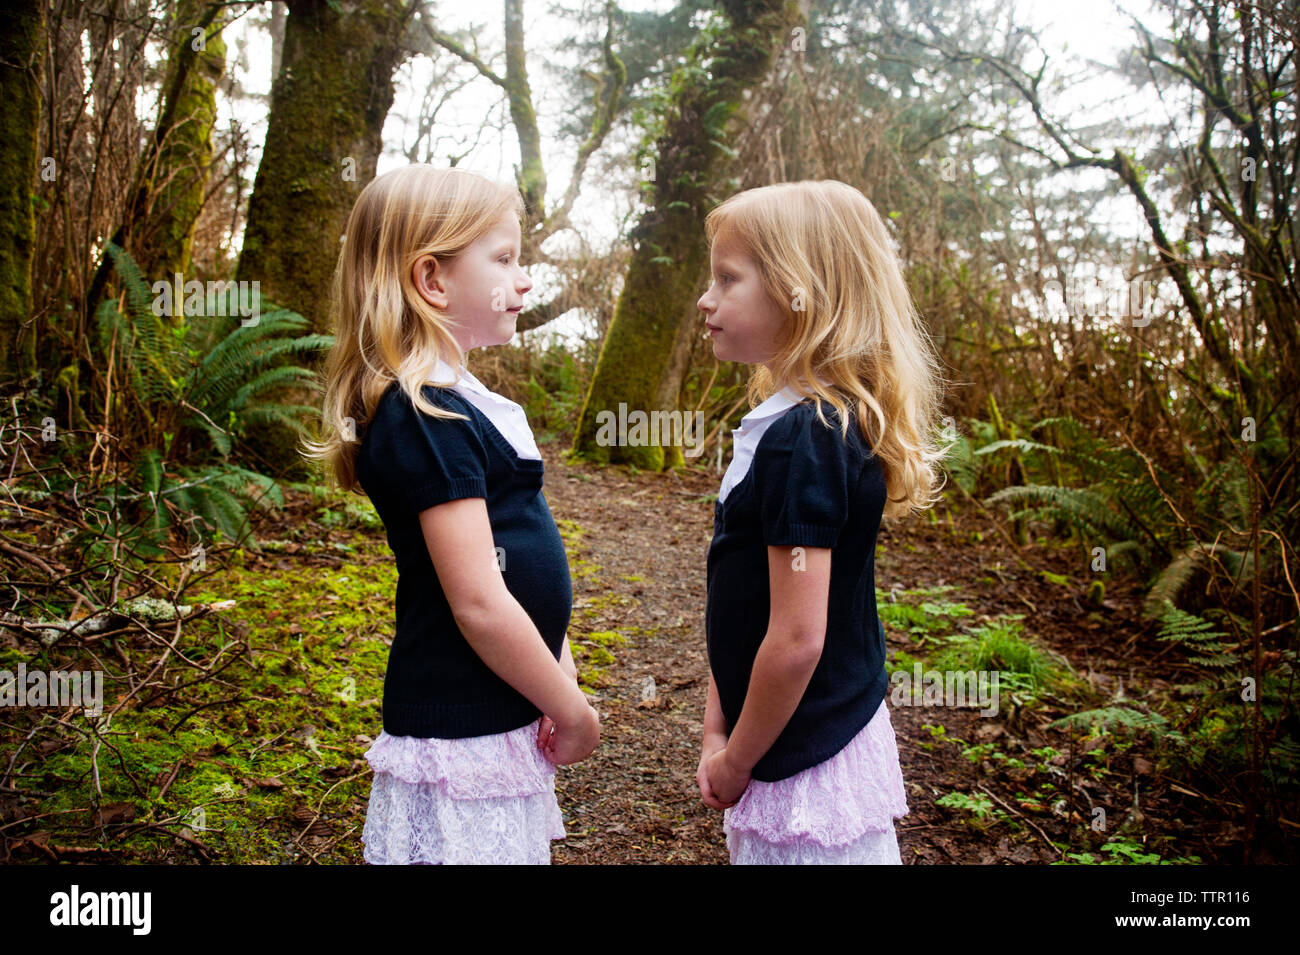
[974,437,1064,458]
[1155,602,1234,669]
[1145,545,1252,619]
[1049,705,1183,742]
[985,483,1147,559]
[976,414,1273,611]
[91,242,330,548]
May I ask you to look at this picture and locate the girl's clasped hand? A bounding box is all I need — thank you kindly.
[536,642,600,765]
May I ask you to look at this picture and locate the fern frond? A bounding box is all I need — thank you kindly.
[974,438,1063,457]
[1049,706,1182,741]
[985,483,1142,543]
[239,404,322,434]
[1144,545,1253,618]
[103,240,156,320]
[228,366,320,412]
[135,450,164,496]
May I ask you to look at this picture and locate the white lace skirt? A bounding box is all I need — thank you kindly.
[361,718,566,865]
[723,700,909,865]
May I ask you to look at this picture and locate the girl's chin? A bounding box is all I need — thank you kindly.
[479,322,518,348]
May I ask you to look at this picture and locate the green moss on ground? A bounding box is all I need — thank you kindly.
[13,524,395,863]
[9,495,650,862]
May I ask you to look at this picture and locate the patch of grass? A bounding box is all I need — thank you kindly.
[930,614,1071,701]
[570,628,629,688]
[877,588,974,643]
[916,722,964,753]
[557,518,603,581]
[885,648,923,675]
[555,517,644,689]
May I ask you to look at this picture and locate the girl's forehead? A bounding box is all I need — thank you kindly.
[487,213,520,237]
[711,238,751,269]
[475,214,521,248]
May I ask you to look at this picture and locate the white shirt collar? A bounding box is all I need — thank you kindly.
[426,355,502,402]
[426,354,490,392]
[737,386,805,432]
[717,386,810,504]
[716,380,834,504]
[422,354,541,460]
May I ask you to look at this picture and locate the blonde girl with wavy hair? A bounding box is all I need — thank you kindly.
[303,165,597,865]
[696,179,945,865]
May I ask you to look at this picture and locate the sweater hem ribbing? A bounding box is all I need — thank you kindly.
[382,697,542,740]
[766,522,842,548]
[749,689,886,782]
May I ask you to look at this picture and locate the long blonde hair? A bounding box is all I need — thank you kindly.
[301,165,524,491]
[704,180,946,516]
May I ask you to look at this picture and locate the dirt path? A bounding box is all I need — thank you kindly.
[543,446,726,864]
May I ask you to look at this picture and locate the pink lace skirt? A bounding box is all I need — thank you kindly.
[361,718,565,865]
[723,700,908,864]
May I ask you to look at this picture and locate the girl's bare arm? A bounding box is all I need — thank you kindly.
[419,497,597,761]
[717,544,830,774]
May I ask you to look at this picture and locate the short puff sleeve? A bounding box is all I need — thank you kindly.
[751,403,851,548]
[371,385,489,516]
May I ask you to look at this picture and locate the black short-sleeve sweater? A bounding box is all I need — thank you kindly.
[706,398,888,781]
[355,382,572,738]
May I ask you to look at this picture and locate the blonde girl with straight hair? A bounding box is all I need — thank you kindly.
[696,179,945,864]
[303,165,598,865]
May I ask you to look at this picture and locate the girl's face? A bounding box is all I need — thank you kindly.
[697,235,787,367]
[413,212,532,353]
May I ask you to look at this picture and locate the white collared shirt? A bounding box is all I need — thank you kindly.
[717,386,808,504]
[425,356,542,461]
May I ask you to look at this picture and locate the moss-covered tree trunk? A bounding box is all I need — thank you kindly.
[0,0,45,380]
[235,0,416,330]
[503,0,546,225]
[571,0,805,468]
[135,0,229,287]
[83,0,229,330]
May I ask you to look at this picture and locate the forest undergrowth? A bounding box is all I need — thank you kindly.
[1,427,1282,864]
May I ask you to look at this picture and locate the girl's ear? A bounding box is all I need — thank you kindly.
[412,254,450,309]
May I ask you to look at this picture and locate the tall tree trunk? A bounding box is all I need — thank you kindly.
[136,0,229,287]
[571,0,807,468]
[83,0,227,328]
[0,0,46,380]
[235,0,416,330]
[504,0,545,224]
[269,1,287,82]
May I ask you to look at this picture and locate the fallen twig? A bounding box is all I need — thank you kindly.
[978,783,1061,857]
